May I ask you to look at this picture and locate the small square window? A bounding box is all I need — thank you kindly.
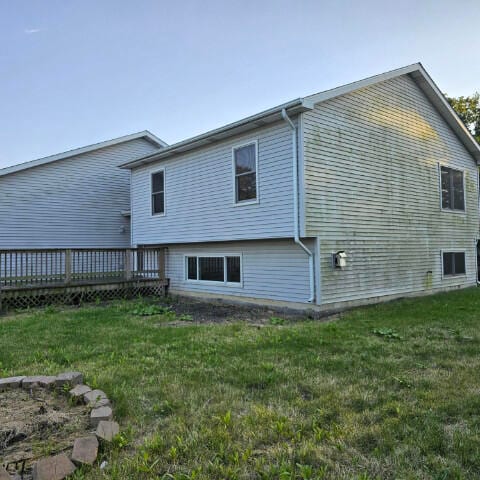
[443,251,466,276]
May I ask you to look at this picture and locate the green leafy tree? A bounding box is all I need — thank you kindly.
[446,92,480,144]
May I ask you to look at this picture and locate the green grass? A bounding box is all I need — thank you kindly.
[2,288,480,479]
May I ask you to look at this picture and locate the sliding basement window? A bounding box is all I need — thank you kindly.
[186,255,241,284]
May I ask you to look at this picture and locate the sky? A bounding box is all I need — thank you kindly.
[0,0,479,168]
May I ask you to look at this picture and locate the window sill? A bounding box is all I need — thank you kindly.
[151,212,166,217]
[185,280,242,287]
[233,199,259,207]
[440,208,466,215]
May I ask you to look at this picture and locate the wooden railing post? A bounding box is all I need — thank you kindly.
[158,248,165,280]
[125,249,132,280]
[65,249,72,284]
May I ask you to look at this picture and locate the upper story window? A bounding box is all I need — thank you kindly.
[152,170,165,215]
[151,170,165,215]
[233,142,258,204]
[440,166,465,211]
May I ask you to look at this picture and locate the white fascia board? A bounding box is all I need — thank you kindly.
[119,99,309,169]
[0,130,168,178]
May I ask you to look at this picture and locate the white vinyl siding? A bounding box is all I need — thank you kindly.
[302,74,479,306]
[131,121,296,245]
[0,139,158,248]
[166,239,313,303]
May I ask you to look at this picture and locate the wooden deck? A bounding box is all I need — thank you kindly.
[0,247,168,309]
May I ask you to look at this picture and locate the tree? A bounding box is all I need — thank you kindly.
[446,92,480,144]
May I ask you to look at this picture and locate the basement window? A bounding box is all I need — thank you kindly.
[440,166,465,211]
[151,170,165,215]
[442,251,466,276]
[233,142,258,204]
[185,255,242,284]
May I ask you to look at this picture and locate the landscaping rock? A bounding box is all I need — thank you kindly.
[90,406,113,427]
[0,376,25,391]
[0,466,11,480]
[22,376,56,389]
[95,420,120,441]
[32,453,76,480]
[69,384,91,403]
[55,371,83,388]
[83,389,110,408]
[71,435,99,465]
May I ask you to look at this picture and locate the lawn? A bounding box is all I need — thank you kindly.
[1,288,480,479]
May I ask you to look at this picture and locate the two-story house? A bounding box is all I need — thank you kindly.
[121,63,480,310]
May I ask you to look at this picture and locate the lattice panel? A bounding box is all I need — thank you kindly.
[0,284,166,311]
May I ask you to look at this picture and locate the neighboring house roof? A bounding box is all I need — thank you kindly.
[120,63,480,169]
[0,130,167,178]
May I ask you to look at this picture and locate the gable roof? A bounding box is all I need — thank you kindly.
[0,130,167,178]
[120,63,480,169]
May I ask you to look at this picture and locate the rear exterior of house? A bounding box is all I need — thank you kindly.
[0,133,162,249]
[125,64,480,309]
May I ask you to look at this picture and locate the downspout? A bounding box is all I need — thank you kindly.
[281,108,315,303]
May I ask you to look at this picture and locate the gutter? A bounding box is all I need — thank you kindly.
[281,108,315,303]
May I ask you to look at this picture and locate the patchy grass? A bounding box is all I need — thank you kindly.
[1,289,480,479]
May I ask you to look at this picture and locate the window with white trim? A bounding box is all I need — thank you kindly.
[233,143,257,203]
[442,251,466,276]
[441,166,464,211]
[186,255,241,284]
[151,170,165,215]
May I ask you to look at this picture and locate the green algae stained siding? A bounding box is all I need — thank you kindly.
[302,74,479,306]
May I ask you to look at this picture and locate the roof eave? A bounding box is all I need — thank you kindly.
[0,130,168,178]
[119,100,311,169]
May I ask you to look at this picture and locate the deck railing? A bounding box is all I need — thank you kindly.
[0,247,166,290]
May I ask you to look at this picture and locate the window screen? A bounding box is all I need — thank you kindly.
[226,256,241,283]
[443,252,466,276]
[199,257,224,282]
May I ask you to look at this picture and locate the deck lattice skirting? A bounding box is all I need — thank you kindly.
[0,247,168,310]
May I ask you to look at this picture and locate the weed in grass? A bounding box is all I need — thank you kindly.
[269,316,286,325]
[372,328,402,340]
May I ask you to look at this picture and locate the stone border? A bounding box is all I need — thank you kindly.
[0,372,120,480]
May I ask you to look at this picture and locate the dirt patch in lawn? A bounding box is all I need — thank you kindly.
[162,296,331,325]
[0,388,90,476]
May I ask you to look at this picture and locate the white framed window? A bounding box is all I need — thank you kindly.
[232,141,258,205]
[185,254,242,285]
[439,165,465,212]
[441,250,466,277]
[151,169,165,216]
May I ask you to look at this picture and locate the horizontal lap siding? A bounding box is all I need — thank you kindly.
[0,139,157,248]
[303,74,479,305]
[131,122,295,245]
[166,239,312,303]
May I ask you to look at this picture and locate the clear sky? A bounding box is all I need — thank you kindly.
[1,0,479,168]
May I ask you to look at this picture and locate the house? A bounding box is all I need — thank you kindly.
[0,131,165,249]
[121,63,480,309]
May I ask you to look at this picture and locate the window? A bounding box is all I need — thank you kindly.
[442,251,466,276]
[441,166,464,211]
[234,142,257,203]
[186,255,242,284]
[151,170,165,215]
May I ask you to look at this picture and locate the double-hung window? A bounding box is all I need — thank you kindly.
[186,255,241,284]
[442,251,466,276]
[151,170,165,215]
[233,142,258,203]
[440,166,465,211]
